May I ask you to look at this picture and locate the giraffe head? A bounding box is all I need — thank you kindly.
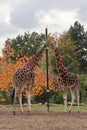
[41,42,48,49]
[46,34,59,50]
[37,42,48,52]
[52,42,58,49]
[48,41,59,50]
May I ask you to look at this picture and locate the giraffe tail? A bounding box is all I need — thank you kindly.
[11,88,15,104]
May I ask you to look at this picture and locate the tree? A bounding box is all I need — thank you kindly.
[3,32,45,62]
[1,33,87,104]
[58,32,80,73]
[68,21,87,73]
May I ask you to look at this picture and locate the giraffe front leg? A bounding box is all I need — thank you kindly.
[17,89,24,114]
[62,88,67,112]
[27,91,31,113]
[13,99,16,115]
[76,87,80,112]
[77,94,80,112]
[18,93,24,114]
[64,98,67,112]
[27,74,34,113]
[26,74,34,113]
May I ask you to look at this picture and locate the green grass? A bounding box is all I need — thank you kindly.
[0,104,86,111]
[31,104,87,110]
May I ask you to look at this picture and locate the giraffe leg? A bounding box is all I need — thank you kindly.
[27,74,34,113]
[76,87,80,112]
[26,90,31,113]
[69,88,75,112]
[26,74,34,113]
[13,88,16,115]
[26,83,31,113]
[18,92,24,114]
[62,88,67,112]
[77,93,80,112]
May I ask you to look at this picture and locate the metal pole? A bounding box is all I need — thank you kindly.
[45,28,49,111]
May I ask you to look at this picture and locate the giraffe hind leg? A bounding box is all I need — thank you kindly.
[69,87,75,112]
[11,88,16,115]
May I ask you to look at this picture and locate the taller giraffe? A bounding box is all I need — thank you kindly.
[51,42,80,112]
[11,43,48,114]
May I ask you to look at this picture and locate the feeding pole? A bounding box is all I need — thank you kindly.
[45,28,49,111]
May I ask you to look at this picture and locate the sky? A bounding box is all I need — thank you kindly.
[0,0,87,56]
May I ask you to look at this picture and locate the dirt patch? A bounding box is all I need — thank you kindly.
[0,106,87,130]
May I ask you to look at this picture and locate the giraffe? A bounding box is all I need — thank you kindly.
[11,42,48,114]
[50,42,80,112]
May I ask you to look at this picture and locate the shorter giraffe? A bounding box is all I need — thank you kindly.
[11,43,48,114]
[50,42,80,112]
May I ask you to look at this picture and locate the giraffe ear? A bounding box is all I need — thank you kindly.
[49,42,58,49]
[40,42,48,48]
[54,42,59,48]
[37,42,48,51]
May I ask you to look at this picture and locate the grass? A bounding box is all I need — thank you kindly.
[31,104,87,111]
[0,104,86,111]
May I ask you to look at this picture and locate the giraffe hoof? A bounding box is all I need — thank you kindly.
[13,111,16,115]
[64,109,67,112]
[21,111,24,114]
[27,110,30,114]
[68,110,71,113]
[77,110,80,113]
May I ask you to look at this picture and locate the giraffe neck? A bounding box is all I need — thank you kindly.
[54,48,66,75]
[27,44,47,69]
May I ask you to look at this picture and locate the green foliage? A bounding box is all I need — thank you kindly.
[4,32,45,62]
[32,90,47,104]
[39,48,58,76]
[68,21,87,73]
[79,74,87,103]
[58,32,80,73]
[49,91,63,104]
[0,90,11,104]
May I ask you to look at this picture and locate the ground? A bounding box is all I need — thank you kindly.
[0,105,87,130]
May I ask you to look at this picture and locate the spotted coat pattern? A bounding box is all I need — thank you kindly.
[12,43,48,89]
[54,47,80,89]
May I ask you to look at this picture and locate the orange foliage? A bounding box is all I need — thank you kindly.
[0,98,6,102]
[2,44,15,61]
[32,66,46,96]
